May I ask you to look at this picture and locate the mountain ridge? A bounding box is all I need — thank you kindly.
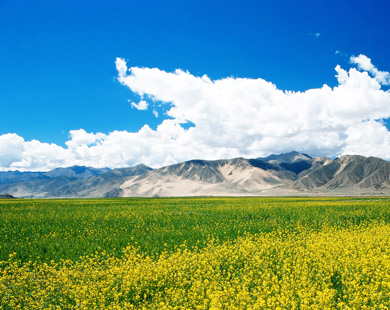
[0,166,110,185]
[0,164,152,198]
[1,152,390,198]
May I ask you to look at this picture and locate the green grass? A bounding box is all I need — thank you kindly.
[1,197,390,263]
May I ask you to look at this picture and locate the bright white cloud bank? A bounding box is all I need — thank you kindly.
[1,54,390,171]
[350,54,390,85]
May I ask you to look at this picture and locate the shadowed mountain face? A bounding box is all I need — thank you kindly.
[0,193,15,199]
[0,166,110,185]
[257,151,313,175]
[293,155,390,191]
[257,151,312,164]
[44,166,111,179]
[1,152,390,198]
[0,164,152,198]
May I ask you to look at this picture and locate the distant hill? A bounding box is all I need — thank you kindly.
[48,164,153,198]
[292,155,390,193]
[44,166,111,179]
[1,152,390,197]
[0,193,16,199]
[0,166,110,185]
[0,165,151,198]
[257,151,312,164]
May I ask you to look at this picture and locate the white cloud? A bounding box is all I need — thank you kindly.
[0,134,24,167]
[343,121,390,158]
[350,54,390,85]
[0,135,73,171]
[67,129,106,146]
[115,57,127,78]
[1,54,390,171]
[130,100,149,110]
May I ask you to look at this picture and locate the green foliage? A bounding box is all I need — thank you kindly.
[1,197,390,263]
[2,197,390,309]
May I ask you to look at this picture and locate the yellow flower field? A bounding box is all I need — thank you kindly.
[1,197,390,309]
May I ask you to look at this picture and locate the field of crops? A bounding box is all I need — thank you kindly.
[1,197,390,309]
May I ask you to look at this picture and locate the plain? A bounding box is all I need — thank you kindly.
[1,197,390,309]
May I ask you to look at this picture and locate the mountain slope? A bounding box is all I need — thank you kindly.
[49,164,153,198]
[121,153,390,197]
[0,171,50,185]
[292,155,390,192]
[1,153,390,198]
[257,151,312,164]
[120,158,297,197]
[0,164,152,198]
[0,166,110,185]
[44,166,111,179]
[258,151,314,175]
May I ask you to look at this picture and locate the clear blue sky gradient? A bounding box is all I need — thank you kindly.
[1,0,389,145]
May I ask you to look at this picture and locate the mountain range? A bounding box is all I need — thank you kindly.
[1,152,389,198]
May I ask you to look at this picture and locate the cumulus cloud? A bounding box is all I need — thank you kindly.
[0,134,24,167]
[0,134,72,171]
[350,54,390,85]
[1,54,390,171]
[115,57,127,77]
[343,121,390,157]
[130,100,149,110]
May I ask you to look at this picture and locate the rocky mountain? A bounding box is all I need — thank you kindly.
[0,164,152,198]
[120,153,390,197]
[257,151,314,175]
[48,164,153,198]
[293,155,390,193]
[257,151,312,164]
[121,158,297,197]
[1,152,390,198]
[0,193,16,199]
[44,166,111,179]
[0,166,110,185]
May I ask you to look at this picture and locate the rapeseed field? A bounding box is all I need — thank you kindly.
[1,197,390,309]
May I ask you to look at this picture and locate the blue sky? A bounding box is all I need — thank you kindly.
[1,0,390,170]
